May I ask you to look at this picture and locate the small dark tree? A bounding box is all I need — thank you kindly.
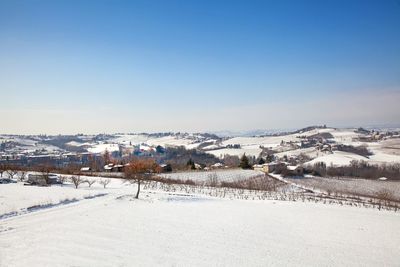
[38,164,52,185]
[71,175,84,189]
[266,154,275,163]
[17,169,27,182]
[6,166,18,179]
[257,158,266,165]
[0,164,5,177]
[86,179,96,188]
[239,154,252,169]
[163,164,173,172]
[103,149,111,164]
[99,178,111,188]
[312,162,327,177]
[187,158,195,170]
[59,175,68,186]
[156,145,165,154]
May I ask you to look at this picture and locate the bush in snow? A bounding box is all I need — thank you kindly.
[16,169,28,182]
[5,166,18,180]
[70,175,84,189]
[99,178,111,188]
[86,179,96,188]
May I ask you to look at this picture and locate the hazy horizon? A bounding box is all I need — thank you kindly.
[1,0,399,134]
[1,121,400,136]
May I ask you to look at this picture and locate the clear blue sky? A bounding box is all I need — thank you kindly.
[1,0,399,134]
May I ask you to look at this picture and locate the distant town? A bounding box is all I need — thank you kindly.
[1,126,399,178]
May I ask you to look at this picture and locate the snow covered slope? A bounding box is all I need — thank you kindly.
[1,186,399,267]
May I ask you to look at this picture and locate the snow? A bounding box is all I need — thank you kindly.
[160,169,265,183]
[207,147,262,158]
[65,141,91,147]
[285,176,400,201]
[305,151,370,166]
[110,134,149,145]
[0,183,101,215]
[109,134,206,149]
[0,177,125,215]
[146,135,198,148]
[1,183,400,266]
[287,165,299,171]
[274,147,318,158]
[368,151,400,164]
[304,149,400,167]
[87,143,120,153]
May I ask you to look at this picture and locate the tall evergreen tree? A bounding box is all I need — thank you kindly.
[187,158,195,170]
[257,157,266,164]
[239,154,251,169]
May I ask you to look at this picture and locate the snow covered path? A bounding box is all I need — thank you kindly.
[1,190,400,267]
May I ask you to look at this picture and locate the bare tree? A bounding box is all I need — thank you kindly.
[103,149,112,164]
[86,179,96,188]
[17,170,28,182]
[206,173,219,187]
[6,166,18,180]
[70,175,84,189]
[124,158,161,199]
[99,178,111,188]
[38,164,52,185]
[59,175,68,186]
[0,164,5,178]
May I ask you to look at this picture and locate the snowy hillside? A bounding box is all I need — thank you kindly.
[205,127,400,166]
[1,178,399,267]
[2,127,400,168]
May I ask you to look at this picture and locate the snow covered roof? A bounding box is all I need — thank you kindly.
[253,164,264,168]
[212,163,223,167]
[287,165,300,171]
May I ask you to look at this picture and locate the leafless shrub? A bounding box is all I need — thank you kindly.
[86,179,96,188]
[38,164,53,185]
[0,164,5,177]
[375,189,395,202]
[70,175,84,189]
[6,168,18,179]
[157,177,196,185]
[220,175,281,191]
[17,170,27,182]
[99,178,111,188]
[59,175,68,185]
[206,173,219,187]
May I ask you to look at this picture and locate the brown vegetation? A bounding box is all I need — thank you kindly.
[124,158,161,198]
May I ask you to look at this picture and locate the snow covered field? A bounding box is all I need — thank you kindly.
[305,151,370,166]
[160,169,264,183]
[285,176,400,201]
[0,183,103,215]
[1,178,400,266]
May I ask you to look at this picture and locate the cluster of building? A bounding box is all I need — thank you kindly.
[253,162,304,176]
[0,152,102,168]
